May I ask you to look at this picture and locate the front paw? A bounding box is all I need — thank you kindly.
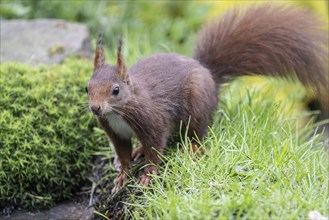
[137,165,157,187]
[132,146,144,161]
[111,170,128,194]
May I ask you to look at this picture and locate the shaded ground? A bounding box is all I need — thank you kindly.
[5,200,94,220]
[2,175,95,220]
[2,156,144,220]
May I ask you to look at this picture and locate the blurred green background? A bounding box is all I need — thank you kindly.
[1,0,327,99]
[1,0,212,58]
[1,0,327,57]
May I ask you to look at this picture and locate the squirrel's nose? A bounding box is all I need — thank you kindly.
[91,106,101,116]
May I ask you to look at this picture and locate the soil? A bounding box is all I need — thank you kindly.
[93,159,145,220]
[3,200,94,220]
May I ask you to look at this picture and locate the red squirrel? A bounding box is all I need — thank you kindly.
[86,4,328,193]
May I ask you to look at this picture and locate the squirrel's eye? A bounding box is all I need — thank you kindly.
[85,86,88,93]
[112,86,120,95]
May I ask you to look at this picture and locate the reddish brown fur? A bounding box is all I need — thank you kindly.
[94,33,105,69]
[194,4,328,114]
[87,4,328,193]
[116,36,129,82]
[88,50,217,192]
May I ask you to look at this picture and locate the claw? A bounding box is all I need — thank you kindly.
[111,171,128,194]
[132,146,144,161]
[181,142,205,156]
[137,165,157,187]
[191,142,205,155]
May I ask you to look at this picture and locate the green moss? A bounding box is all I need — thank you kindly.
[0,58,107,209]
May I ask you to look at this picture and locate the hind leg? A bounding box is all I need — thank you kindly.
[183,68,218,154]
[186,117,208,155]
[178,113,210,155]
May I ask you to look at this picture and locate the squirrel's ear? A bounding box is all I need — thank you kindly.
[117,36,129,82]
[94,33,105,70]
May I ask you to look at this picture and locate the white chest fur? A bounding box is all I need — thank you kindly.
[106,113,135,139]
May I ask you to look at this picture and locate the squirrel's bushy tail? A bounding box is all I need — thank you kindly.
[194,4,328,115]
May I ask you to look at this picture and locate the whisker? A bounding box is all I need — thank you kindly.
[78,106,91,114]
[112,107,144,131]
[113,104,139,115]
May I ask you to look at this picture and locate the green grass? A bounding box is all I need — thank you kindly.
[126,83,328,219]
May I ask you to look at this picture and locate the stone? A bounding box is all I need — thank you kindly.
[0,19,92,65]
[5,200,94,220]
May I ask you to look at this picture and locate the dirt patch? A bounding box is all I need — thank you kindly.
[93,158,145,220]
[5,200,94,220]
[2,178,95,220]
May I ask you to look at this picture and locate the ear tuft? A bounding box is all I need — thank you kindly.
[117,35,129,82]
[94,33,105,70]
